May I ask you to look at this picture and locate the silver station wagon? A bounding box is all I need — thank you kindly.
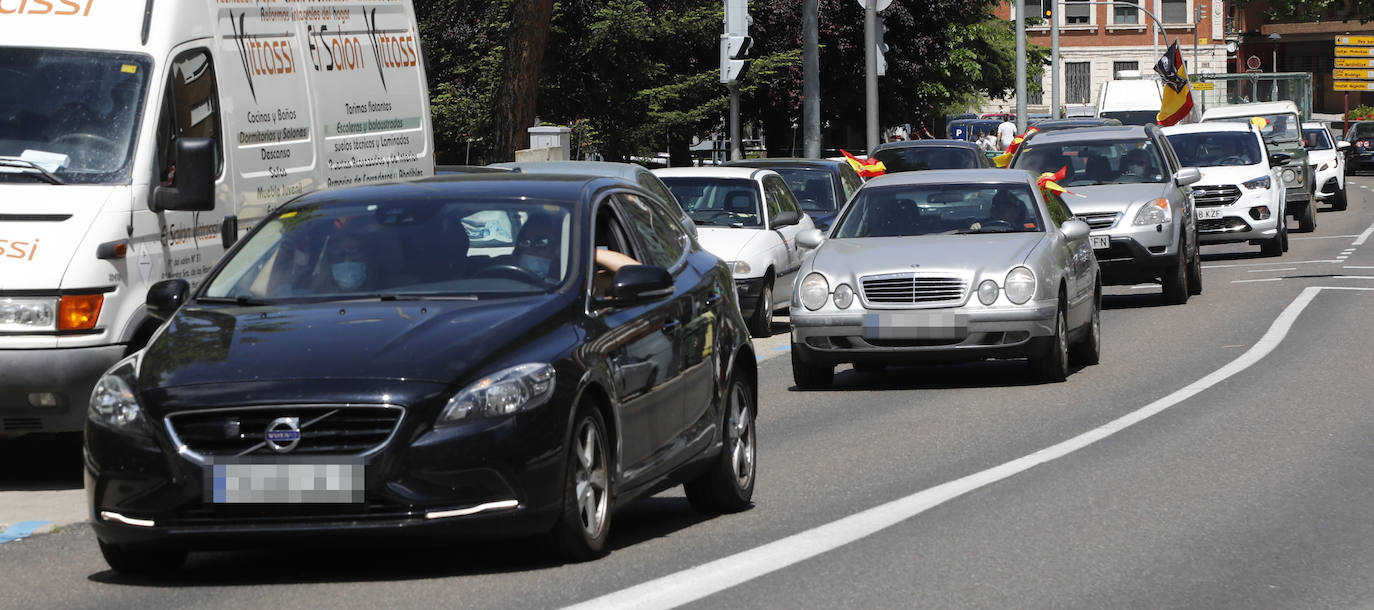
[789,169,1102,388]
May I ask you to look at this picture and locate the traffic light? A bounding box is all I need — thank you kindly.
[876,15,889,76]
[720,34,753,84]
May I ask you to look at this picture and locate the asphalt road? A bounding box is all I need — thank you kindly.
[3,176,1374,609]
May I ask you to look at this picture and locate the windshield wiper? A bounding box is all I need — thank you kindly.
[0,158,64,185]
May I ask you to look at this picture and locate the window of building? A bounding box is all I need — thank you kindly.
[1064,0,1091,24]
[1066,62,1091,104]
[1024,0,1049,22]
[1113,61,1139,78]
[1113,0,1140,24]
[1162,0,1189,24]
[1030,88,1044,105]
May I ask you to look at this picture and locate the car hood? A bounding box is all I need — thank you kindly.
[139,295,571,388]
[811,233,1045,279]
[1307,149,1338,166]
[1192,164,1270,186]
[0,184,122,290]
[696,226,765,266]
[1061,183,1173,215]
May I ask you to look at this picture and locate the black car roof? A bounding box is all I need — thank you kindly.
[871,139,983,154]
[285,173,626,209]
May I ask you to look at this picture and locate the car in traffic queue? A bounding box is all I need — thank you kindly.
[1344,121,1374,175]
[1302,122,1350,211]
[490,160,698,237]
[1010,125,1204,304]
[1163,122,1290,257]
[85,174,759,575]
[869,139,994,174]
[1201,102,1317,233]
[723,158,864,231]
[788,169,1101,389]
[654,167,814,338]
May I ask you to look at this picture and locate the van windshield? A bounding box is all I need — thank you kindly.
[1207,113,1301,143]
[0,48,152,185]
[1099,110,1160,126]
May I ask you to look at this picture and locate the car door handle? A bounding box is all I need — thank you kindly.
[661,318,681,334]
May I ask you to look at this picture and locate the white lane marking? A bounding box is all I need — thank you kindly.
[566,286,1355,610]
[1247,267,1296,273]
[1356,224,1374,247]
[1129,284,1158,290]
[1335,275,1374,280]
[1232,278,1284,283]
[1204,259,1340,269]
[1290,234,1359,241]
[1345,266,1374,269]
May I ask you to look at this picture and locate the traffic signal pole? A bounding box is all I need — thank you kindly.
[864,0,879,152]
[1015,0,1026,132]
[1050,1,1060,118]
[803,0,821,158]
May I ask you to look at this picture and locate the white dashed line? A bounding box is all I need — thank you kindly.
[1345,266,1374,270]
[1204,260,1339,269]
[1355,223,1374,247]
[1290,234,1360,240]
[1232,278,1284,283]
[1247,267,1296,273]
[1129,284,1158,290]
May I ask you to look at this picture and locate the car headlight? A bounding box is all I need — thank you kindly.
[833,283,854,309]
[0,298,56,332]
[1241,176,1271,190]
[1319,162,1331,172]
[1281,168,1298,184]
[1004,267,1035,305]
[977,280,999,305]
[89,359,152,437]
[730,261,752,275]
[437,363,556,426]
[1133,198,1171,226]
[800,272,829,311]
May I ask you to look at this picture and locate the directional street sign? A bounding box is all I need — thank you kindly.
[1335,35,1374,46]
[1336,58,1374,68]
[1335,69,1374,80]
[1192,82,1215,91]
[1334,81,1374,91]
[1336,46,1374,57]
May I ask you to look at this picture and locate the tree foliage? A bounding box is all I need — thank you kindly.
[1264,0,1374,22]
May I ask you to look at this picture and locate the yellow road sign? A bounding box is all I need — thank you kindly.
[1334,80,1374,91]
[1337,46,1374,57]
[1334,69,1374,80]
[1191,82,1215,91]
[1335,35,1374,46]
[1336,58,1374,68]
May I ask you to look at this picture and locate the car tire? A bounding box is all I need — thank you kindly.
[1297,200,1317,233]
[747,281,773,339]
[1161,244,1190,305]
[98,540,186,576]
[548,406,612,562]
[791,344,833,390]
[683,372,756,515]
[1031,299,1069,383]
[1332,188,1348,211]
[1280,212,1290,252]
[1068,289,1101,367]
[1186,235,1203,296]
[1261,233,1283,257]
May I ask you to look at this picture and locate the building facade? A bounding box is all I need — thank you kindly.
[1225,0,1374,115]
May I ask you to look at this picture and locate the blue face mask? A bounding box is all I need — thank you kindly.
[331,262,366,290]
[519,254,553,278]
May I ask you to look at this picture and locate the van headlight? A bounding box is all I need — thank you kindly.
[1241,176,1271,190]
[89,358,152,438]
[800,273,829,311]
[1133,198,1171,226]
[1004,267,1036,305]
[0,298,57,332]
[437,363,556,425]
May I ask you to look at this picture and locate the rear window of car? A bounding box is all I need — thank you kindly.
[872,146,982,173]
[1013,139,1167,186]
[1166,131,1264,166]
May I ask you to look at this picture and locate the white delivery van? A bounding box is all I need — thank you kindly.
[0,1,434,434]
[1096,76,1164,126]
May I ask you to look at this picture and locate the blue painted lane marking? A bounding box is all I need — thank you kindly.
[0,520,52,544]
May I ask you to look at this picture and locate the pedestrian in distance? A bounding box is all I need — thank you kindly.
[997,117,1017,151]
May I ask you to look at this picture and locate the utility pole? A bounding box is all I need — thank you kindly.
[864,0,879,152]
[1050,0,1059,118]
[721,0,752,161]
[1015,0,1026,132]
[803,0,820,158]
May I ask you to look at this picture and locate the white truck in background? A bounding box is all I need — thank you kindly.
[1096,72,1166,126]
[0,0,434,435]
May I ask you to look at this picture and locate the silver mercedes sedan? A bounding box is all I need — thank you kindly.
[789,169,1101,388]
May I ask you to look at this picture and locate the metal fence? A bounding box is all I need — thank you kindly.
[1188,72,1314,119]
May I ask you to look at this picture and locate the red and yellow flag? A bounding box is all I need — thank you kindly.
[993,126,1038,167]
[1037,166,1072,197]
[1154,41,1194,126]
[841,149,886,178]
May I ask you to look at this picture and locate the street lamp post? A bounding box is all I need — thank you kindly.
[1268,32,1281,101]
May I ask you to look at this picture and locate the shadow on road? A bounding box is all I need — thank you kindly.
[0,433,83,491]
[1101,292,1173,310]
[88,496,726,587]
[790,359,1082,392]
[1201,250,1269,262]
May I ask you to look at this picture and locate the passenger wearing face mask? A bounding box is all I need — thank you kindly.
[317,232,375,293]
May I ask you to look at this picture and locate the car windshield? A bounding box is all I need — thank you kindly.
[769,167,837,212]
[1014,139,1167,185]
[1302,128,1332,150]
[872,147,982,173]
[0,47,152,185]
[832,183,1043,238]
[660,177,763,227]
[1167,132,1264,167]
[1099,110,1159,126]
[1208,113,1301,143]
[202,199,577,302]
[1350,123,1374,140]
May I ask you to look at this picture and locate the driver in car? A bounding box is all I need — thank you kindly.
[504,214,640,284]
[968,191,1032,231]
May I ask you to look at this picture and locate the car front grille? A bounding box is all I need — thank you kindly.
[1193,185,1241,207]
[166,405,403,459]
[1199,217,1252,234]
[1076,212,1120,230]
[860,273,967,306]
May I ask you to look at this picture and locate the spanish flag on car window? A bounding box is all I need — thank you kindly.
[841,149,886,178]
[1154,41,1193,127]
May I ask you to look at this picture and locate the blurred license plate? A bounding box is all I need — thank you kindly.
[1197,208,1223,220]
[864,312,967,340]
[208,463,364,504]
[1090,235,1110,250]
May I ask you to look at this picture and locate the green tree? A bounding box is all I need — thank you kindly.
[1264,0,1374,22]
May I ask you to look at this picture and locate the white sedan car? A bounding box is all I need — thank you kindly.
[655,167,814,337]
[1302,122,1350,211]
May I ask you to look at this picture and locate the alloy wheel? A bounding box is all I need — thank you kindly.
[728,383,756,490]
[573,419,609,538]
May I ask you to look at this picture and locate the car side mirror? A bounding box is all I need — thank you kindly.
[772,210,801,228]
[1060,219,1090,241]
[1337,141,1352,151]
[605,265,673,307]
[152,137,216,213]
[797,228,825,249]
[1269,152,1292,167]
[146,279,190,321]
[1174,167,1202,187]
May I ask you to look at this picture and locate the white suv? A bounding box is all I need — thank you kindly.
[1302,122,1350,211]
[1164,122,1289,256]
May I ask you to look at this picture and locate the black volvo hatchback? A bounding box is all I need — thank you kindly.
[85,174,758,574]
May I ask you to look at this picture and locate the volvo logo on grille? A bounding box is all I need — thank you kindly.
[264,417,302,453]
